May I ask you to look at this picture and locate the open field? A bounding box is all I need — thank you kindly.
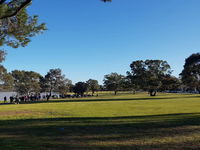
[0,92,200,149]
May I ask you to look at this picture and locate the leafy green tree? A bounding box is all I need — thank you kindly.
[159,75,181,91]
[73,82,88,96]
[41,68,71,96]
[128,60,172,96]
[0,0,45,44]
[0,51,13,91]
[86,79,100,96]
[122,76,138,94]
[104,72,125,95]
[0,66,13,91]
[57,79,72,95]
[0,1,45,80]
[0,0,32,19]
[0,0,46,49]
[180,53,200,93]
[11,70,41,95]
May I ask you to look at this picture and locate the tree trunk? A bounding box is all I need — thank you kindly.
[114,90,117,95]
[92,91,94,96]
[47,89,52,101]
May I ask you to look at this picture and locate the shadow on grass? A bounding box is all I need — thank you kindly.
[0,113,200,149]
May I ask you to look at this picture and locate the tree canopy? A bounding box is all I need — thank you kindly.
[86,79,100,95]
[127,60,172,96]
[180,53,200,93]
[0,1,46,49]
[41,68,71,96]
[73,82,88,96]
[11,70,41,95]
[104,72,125,95]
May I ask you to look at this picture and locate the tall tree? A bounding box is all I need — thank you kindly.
[42,68,71,96]
[159,75,181,92]
[0,0,46,53]
[180,53,200,93]
[73,82,88,96]
[0,66,13,91]
[104,72,125,95]
[11,70,41,95]
[86,79,100,96]
[0,1,46,79]
[57,78,72,95]
[128,60,172,96]
[0,4,46,48]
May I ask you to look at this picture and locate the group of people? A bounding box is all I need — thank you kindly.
[3,94,52,104]
[59,94,97,98]
[2,93,98,104]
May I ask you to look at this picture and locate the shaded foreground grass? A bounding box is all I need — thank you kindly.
[0,93,200,149]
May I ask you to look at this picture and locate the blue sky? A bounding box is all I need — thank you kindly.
[3,0,200,84]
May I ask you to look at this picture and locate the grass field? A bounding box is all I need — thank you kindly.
[0,92,200,150]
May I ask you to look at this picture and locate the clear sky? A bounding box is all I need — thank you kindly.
[3,0,200,84]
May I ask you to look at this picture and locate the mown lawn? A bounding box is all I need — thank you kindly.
[0,92,200,149]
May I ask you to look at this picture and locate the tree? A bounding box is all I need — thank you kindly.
[86,79,100,96]
[103,72,125,95]
[57,78,72,95]
[11,70,41,95]
[159,75,181,92]
[180,53,200,93]
[0,1,45,81]
[73,82,88,96]
[0,0,32,19]
[122,76,138,94]
[0,0,46,50]
[41,68,71,96]
[0,65,13,91]
[128,60,172,96]
[0,1,46,89]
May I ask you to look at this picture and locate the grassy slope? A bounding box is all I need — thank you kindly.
[0,93,200,149]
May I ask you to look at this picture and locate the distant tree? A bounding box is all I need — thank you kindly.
[180,53,200,93]
[73,82,88,96]
[0,66,13,91]
[99,85,105,91]
[0,51,13,91]
[104,72,125,95]
[122,76,138,94]
[57,79,72,95]
[11,70,41,95]
[86,79,100,96]
[41,68,71,96]
[159,75,181,91]
[128,60,172,96]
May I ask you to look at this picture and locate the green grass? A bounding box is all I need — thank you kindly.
[0,92,200,149]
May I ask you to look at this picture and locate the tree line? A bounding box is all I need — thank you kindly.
[0,67,102,98]
[104,53,200,96]
[0,53,199,97]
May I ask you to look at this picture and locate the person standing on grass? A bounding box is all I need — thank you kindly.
[10,96,13,103]
[4,96,7,103]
